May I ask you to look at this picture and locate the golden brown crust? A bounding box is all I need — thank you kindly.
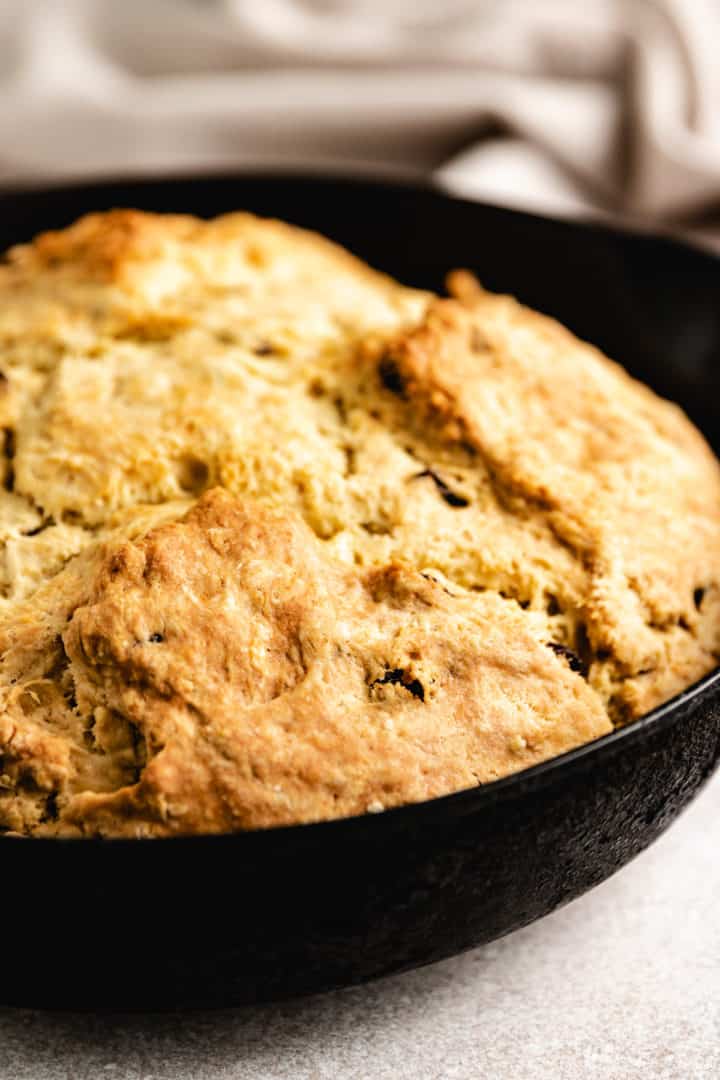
[0,209,717,837]
[382,281,720,721]
[0,490,610,836]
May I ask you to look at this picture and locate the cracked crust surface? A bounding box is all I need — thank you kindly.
[0,211,718,837]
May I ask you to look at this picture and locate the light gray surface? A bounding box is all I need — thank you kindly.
[2,774,719,1080]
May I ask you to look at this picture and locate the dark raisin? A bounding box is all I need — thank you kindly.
[694,587,706,611]
[412,469,470,508]
[371,668,425,701]
[25,521,51,537]
[547,642,587,675]
[3,428,15,493]
[42,791,59,823]
[378,356,406,397]
[148,633,164,644]
[404,679,425,701]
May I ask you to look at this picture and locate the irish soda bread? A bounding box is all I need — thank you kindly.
[0,210,718,837]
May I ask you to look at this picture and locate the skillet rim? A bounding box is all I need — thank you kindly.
[0,167,718,846]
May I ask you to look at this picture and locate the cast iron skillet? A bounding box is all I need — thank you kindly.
[1,173,719,1010]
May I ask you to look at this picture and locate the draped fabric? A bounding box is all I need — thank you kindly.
[1,1,719,243]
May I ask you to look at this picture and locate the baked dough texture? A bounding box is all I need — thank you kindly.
[0,210,718,837]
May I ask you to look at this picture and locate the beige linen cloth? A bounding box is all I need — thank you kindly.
[1,0,719,244]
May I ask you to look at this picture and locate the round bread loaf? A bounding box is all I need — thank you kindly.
[0,210,718,836]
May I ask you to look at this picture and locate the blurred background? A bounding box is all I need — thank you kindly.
[0,0,719,246]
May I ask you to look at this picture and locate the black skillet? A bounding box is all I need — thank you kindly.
[1,173,719,1010]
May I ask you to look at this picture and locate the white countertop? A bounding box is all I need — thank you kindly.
[2,772,719,1080]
